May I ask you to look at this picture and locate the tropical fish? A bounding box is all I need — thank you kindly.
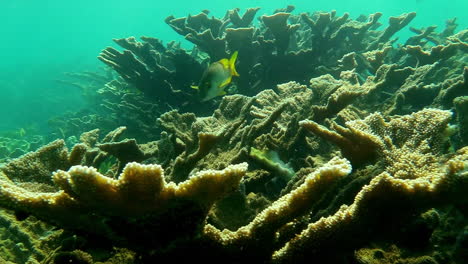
[191,51,239,101]
[17,128,26,137]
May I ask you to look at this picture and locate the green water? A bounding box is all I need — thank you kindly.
[0,1,467,262]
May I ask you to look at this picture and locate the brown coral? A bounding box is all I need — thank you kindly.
[0,143,248,251]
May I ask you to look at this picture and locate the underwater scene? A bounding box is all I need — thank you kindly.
[0,0,467,263]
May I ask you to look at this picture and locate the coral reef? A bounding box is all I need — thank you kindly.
[97,7,423,112]
[2,85,468,263]
[50,7,468,147]
[0,135,44,163]
[50,75,163,142]
[98,37,204,113]
[0,127,45,163]
[0,210,61,264]
[0,133,248,253]
[1,5,468,264]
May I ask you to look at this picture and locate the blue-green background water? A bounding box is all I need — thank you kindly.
[0,0,466,133]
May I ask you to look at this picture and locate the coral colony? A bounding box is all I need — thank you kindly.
[0,6,467,264]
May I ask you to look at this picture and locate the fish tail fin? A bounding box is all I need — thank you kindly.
[229,51,240,77]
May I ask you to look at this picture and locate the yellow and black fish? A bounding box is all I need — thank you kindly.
[192,51,239,102]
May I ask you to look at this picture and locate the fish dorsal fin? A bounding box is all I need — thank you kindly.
[218,58,230,69]
[229,51,240,77]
